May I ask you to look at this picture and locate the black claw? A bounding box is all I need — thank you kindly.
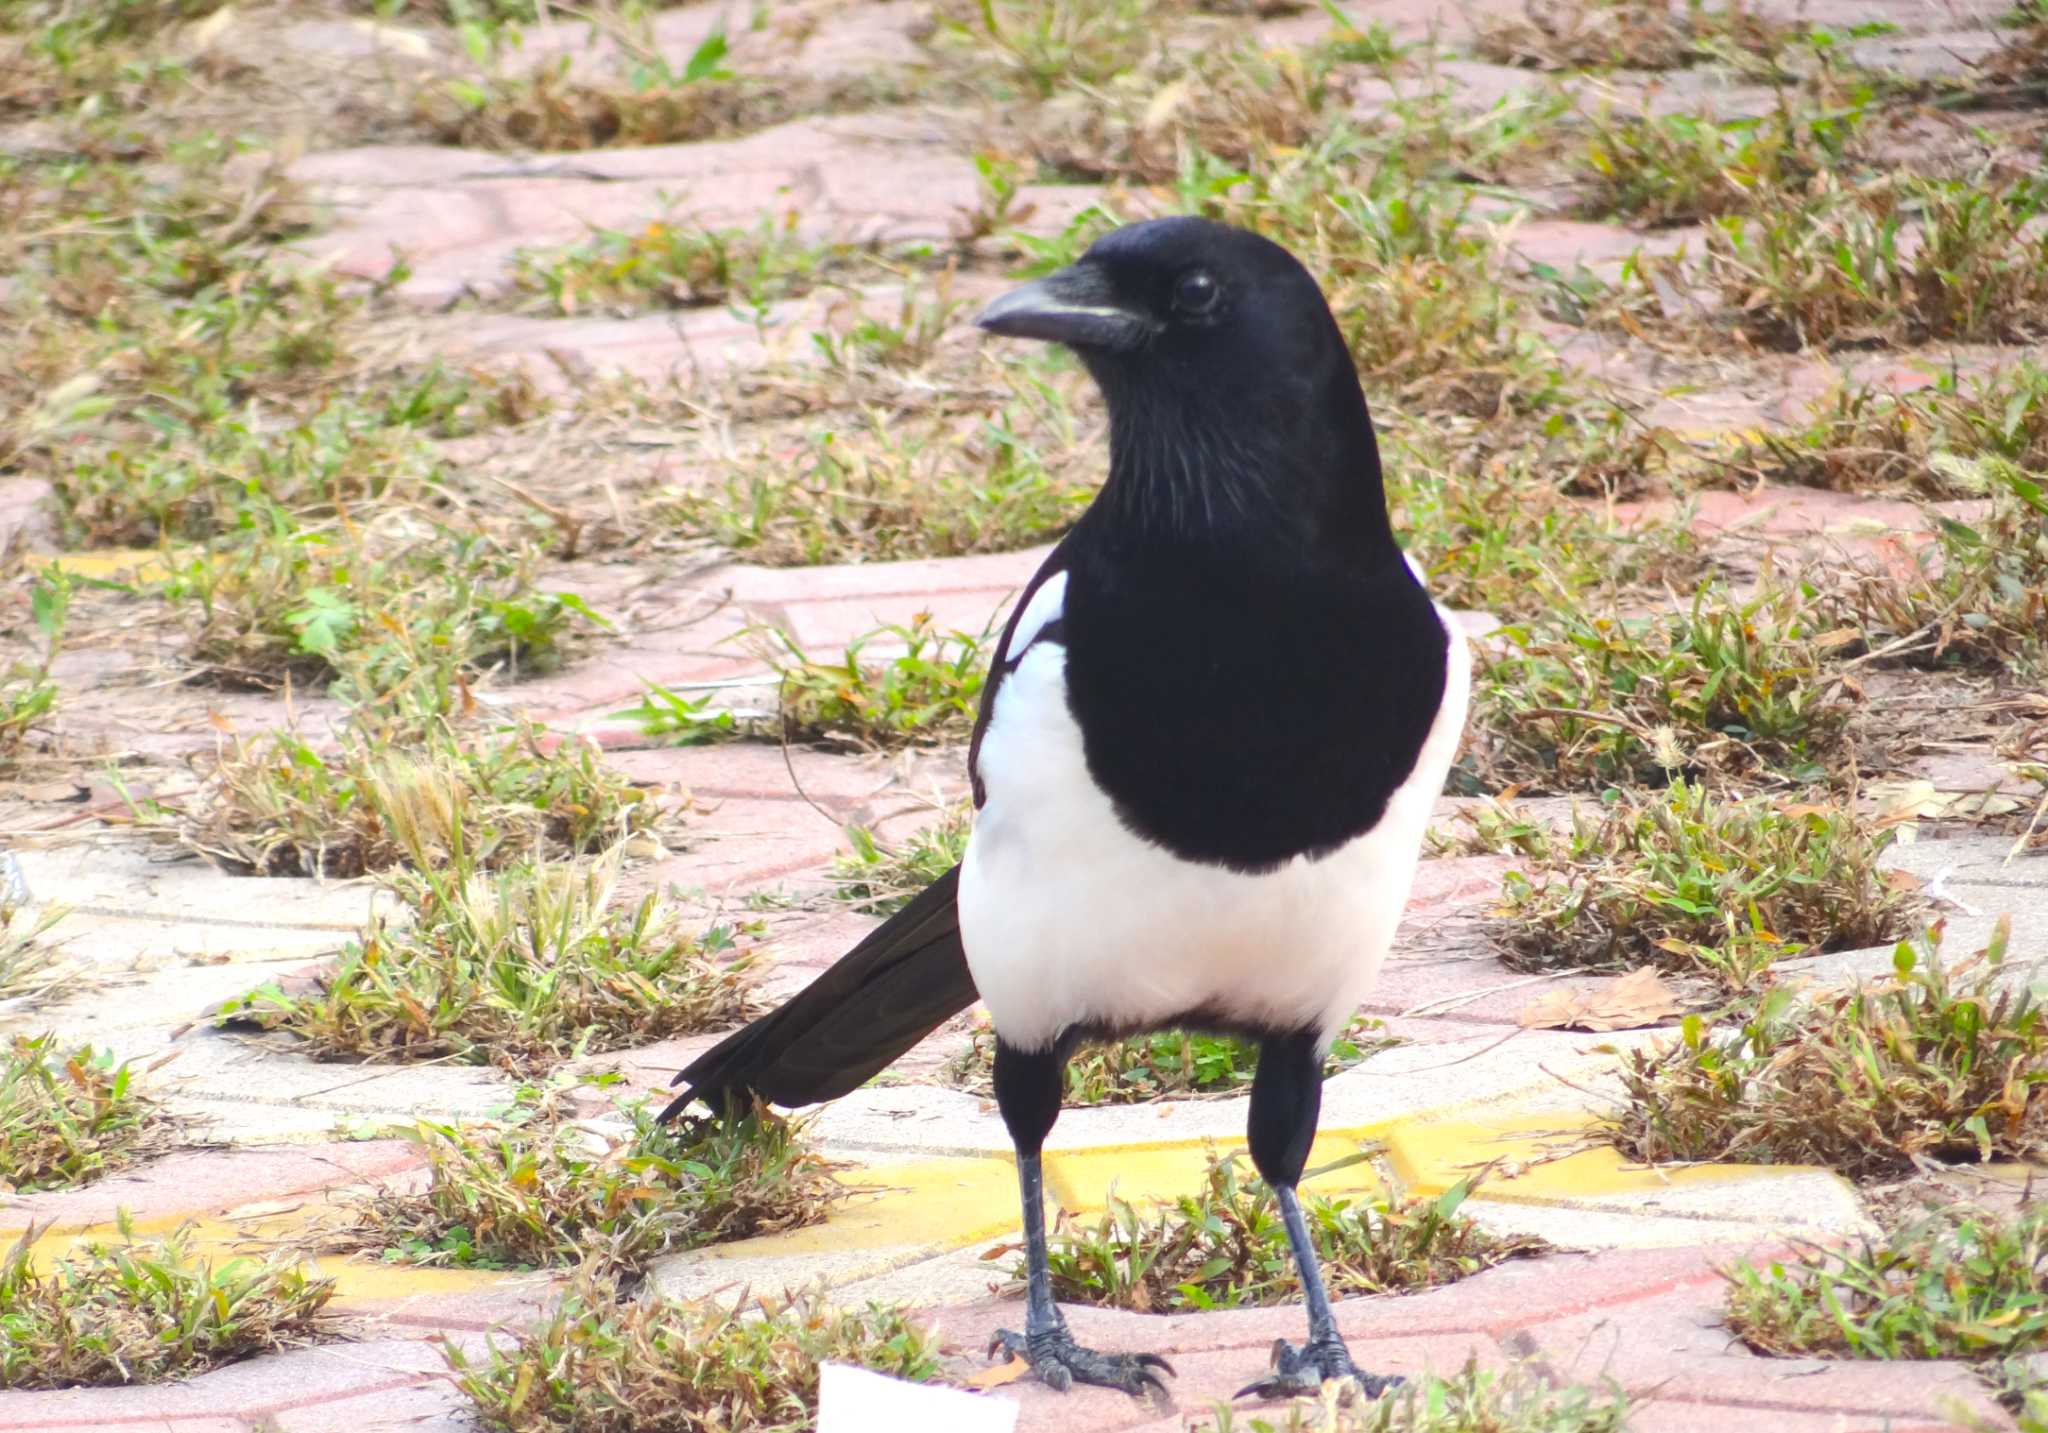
[1235,1336,1401,1402]
[992,1325,1175,1398]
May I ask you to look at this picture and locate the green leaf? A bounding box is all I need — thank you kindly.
[285,588,358,655]
[682,26,731,83]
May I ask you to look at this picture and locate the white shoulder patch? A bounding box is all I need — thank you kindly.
[1007,570,1068,659]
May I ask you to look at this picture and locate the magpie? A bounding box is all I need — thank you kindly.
[661,215,1471,1401]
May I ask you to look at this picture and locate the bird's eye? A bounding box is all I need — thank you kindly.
[1173,270,1219,315]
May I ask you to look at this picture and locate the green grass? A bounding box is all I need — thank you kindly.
[0,572,65,770]
[931,0,1171,99]
[1820,453,2048,675]
[1494,780,1918,990]
[947,1014,1394,1106]
[1741,360,2048,495]
[1656,174,2048,352]
[1469,579,1854,790]
[1,144,341,476]
[1577,100,1866,226]
[1035,1153,1547,1312]
[214,849,759,1074]
[513,218,881,317]
[0,1035,181,1193]
[996,30,1344,185]
[176,720,662,878]
[657,369,1093,565]
[1606,916,2048,1176]
[0,903,67,1007]
[832,806,972,916]
[341,1084,840,1273]
[413,13,914,153]
[0,1222,333,1389]
[762,616,991,749]
[444,1271,941,1433]
[1473,0,1795,70]
[1726,1201,2048,1363]
[1385,431,1699,619]
[169,511,603,705]
[1203,1359,1628,1432]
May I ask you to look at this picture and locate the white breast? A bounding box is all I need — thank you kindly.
[957,585,1471,1054]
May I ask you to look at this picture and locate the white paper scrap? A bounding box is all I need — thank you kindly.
[817,1363,1020,1433]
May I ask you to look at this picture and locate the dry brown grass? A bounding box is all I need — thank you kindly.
[177,721,663,879]
[0,1224,333,1389]
[1039,1152,1547,1311]
[1472,0,1794,71]
[1494,781,1920,990]
[1607,917,2048,1177]
[213,849,760,1074]
[445,1272,941,1433]
[0,1036,182,1193]
[335,1089,840,1273]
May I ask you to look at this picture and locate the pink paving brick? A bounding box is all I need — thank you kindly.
[1520,1284,2014,1425]
[0,1340,467,1429]
[1,1143,421,1236]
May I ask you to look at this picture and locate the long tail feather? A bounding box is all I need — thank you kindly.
[659,865,975,1122]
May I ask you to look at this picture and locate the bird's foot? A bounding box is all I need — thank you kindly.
[991,1326,1174,1397]
[1236,1337,1402,1401]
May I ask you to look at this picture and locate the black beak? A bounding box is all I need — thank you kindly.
[976,264,1151,350]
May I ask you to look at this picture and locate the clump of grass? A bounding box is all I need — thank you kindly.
[1428,797,1557,859]
[0,1035,181,1193]
[1977,1,2048,101]
[43,364,540,550]
[50,399,446,550]
[0,573,65,771]
[418,45,913,153]
[1748,361,2048,495]
[659,380,1093,565]
[1008,35,1342,184]
[214,851,758,1074]
[1726,1201,2048,1363]
[0,903,68,1007]
[1578,101,1864,225]
[1606,917,2048,1176]
[833,806,972,916]
[1473,0,1795,70]
[170,510,602,701]
[947,1015,1393,1106]
[1671,175,2048,351]
[1470,580,1854,790]
[2,149,339,476]
[0,1223,333,1389]
[1495,780,1918,989]
[179,721,660,878]
[1203,1359,1628,1432]
[931,0,1170,98]
[762,617,990,749]
[444,1271,940,1433]
[1035,1153,1546,1312]
[513,218,879,317]
[341,1085,839,1273]
[1819,454,2048,675]
[1386,434,1700,618]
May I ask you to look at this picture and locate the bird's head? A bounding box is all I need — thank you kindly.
[976,216,1388,552]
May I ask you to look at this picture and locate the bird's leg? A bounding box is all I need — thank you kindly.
[1236,1029,1402,1402]
[989,1038,1173,1398]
